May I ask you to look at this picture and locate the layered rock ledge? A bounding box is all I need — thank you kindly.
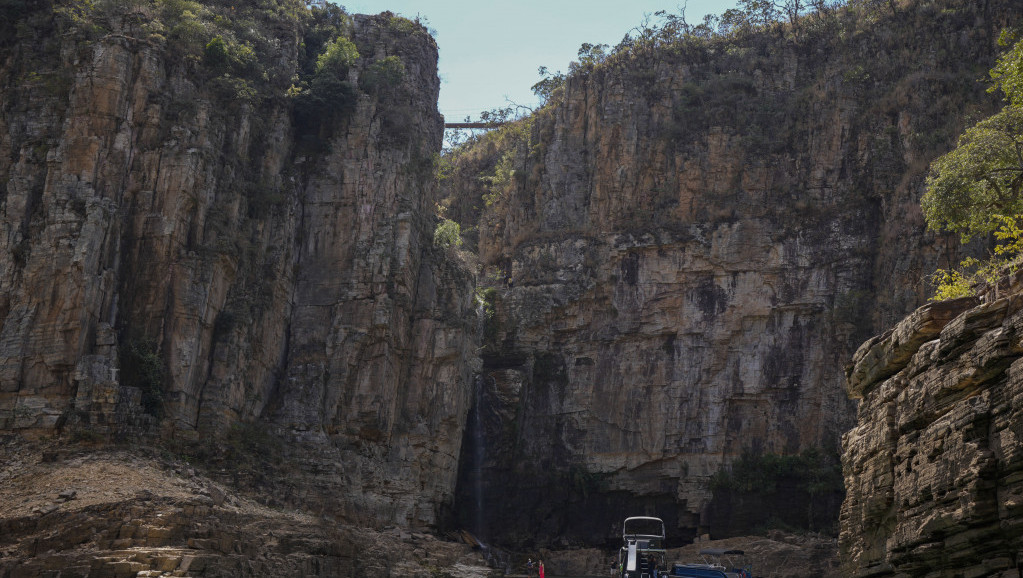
[840,280,1023,576]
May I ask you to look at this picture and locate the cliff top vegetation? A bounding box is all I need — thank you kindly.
[0,0,348,107]
[1,0,431,129]
[446,0,926,132]
[448,0,992,159]
[441,0,1001,256]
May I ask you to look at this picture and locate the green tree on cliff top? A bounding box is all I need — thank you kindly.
[922,32,1023,299]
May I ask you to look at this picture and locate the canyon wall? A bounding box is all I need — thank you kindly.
[840,280,1023,577]
[0,1,476,531]
[6,0,1023,564]
[442,0,1020,546]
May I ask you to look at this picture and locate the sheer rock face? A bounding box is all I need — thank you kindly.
[444,0,1019,545]
[840,279,1023,577]
[0,8,477,530]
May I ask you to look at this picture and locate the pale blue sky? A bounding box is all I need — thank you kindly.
[337,0,739,122]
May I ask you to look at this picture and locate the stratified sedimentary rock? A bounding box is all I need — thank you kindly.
[841,276,1023,576]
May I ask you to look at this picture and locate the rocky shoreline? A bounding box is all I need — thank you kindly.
[0,435,488,577]
[1,435,838,577]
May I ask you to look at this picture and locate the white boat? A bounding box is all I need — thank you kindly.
[618,517,667,578]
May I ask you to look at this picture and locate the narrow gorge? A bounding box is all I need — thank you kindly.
[2,0,1023,576]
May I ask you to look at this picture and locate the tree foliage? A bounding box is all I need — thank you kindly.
[991,30,1023,107]
[203,35,258,77]
[289,6,359,137]
[532,66,566,105]
[570,42,608,71]
[922,32,1023,299]
[922,106,1023,240]
[120,339,166,417]
[434,218,462,249]
[360,55,405,96]
[315,35,359,75]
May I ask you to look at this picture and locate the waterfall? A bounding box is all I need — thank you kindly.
[471,372,486,540]
[465,374,512,573]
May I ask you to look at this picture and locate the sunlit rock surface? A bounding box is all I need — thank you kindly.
[841,278,1023,576]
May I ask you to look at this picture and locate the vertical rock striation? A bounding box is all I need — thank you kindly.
[840,278,1023,576]
[0,2,477,530]
[443,0,1021,545]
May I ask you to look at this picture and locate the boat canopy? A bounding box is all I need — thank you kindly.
[622,517,666,540]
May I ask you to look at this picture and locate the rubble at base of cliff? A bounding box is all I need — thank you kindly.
[0,435,487,578]
[0,433,841,578]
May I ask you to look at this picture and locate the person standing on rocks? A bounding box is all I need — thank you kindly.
[539,560,545,578]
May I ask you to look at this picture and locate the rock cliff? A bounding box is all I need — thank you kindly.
[7,0,1023,570]
[441,0,1021,546]
[840,278,1023,576]
[0,0,477,532]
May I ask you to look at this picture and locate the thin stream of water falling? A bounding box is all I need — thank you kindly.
[472,373,485,541]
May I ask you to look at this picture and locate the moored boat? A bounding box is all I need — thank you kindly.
[616,518,753,578]
[668,549,751,578]
[618,517,667,578]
